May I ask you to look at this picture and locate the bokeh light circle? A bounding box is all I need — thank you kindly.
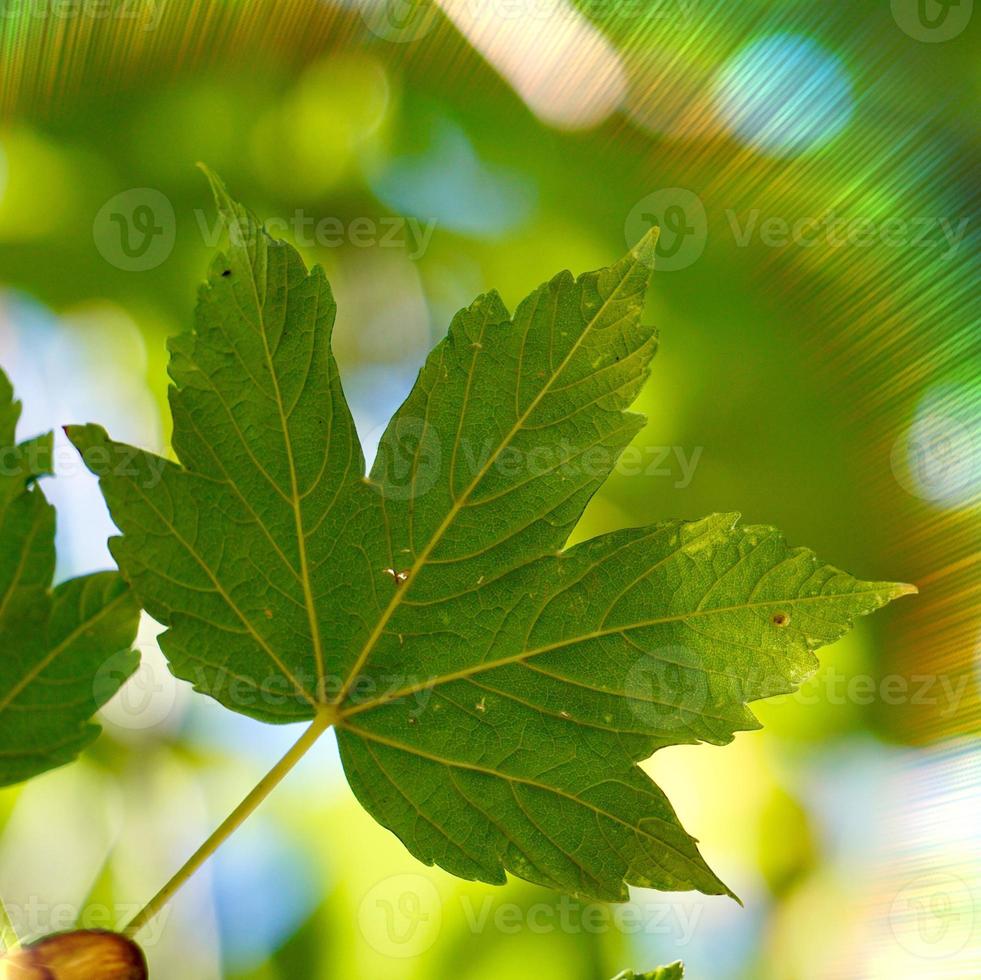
[713,35,853,156]
[890,387,979,506]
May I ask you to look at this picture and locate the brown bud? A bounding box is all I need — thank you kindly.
[1,930,147,979]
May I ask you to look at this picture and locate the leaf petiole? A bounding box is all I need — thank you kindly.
[123,707,336,939]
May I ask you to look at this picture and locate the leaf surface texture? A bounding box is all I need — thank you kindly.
[70,174,913,900]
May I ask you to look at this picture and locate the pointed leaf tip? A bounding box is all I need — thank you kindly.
[195,164,260,253]
[64,422,108,450]
[195,161,223,192]
[195,162,239,221]
[629,224,660,268]
[64,424,114,475]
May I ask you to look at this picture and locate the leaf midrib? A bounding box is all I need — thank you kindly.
[238,234,328,702]
[0,589,129,716]
[337,585,897,720]
[0,493,47,623]
[342,720,721,888]
[119,465,319,709]
[333,261,646,706]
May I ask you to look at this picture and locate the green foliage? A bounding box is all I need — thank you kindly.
[0,370,140,788]
[68,172,912,902]
[613,963,684,980]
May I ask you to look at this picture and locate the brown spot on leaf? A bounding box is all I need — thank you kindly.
[772,612,789,627]
[1,930,147,979]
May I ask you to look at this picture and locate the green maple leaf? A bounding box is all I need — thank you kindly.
[0,370,141,789]
[67,171,913,901]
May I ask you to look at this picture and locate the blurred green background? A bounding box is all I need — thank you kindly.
[0,1,978,977]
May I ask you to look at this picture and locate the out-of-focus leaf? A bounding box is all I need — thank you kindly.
[0,370,140,788]
[612,962,684,980]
